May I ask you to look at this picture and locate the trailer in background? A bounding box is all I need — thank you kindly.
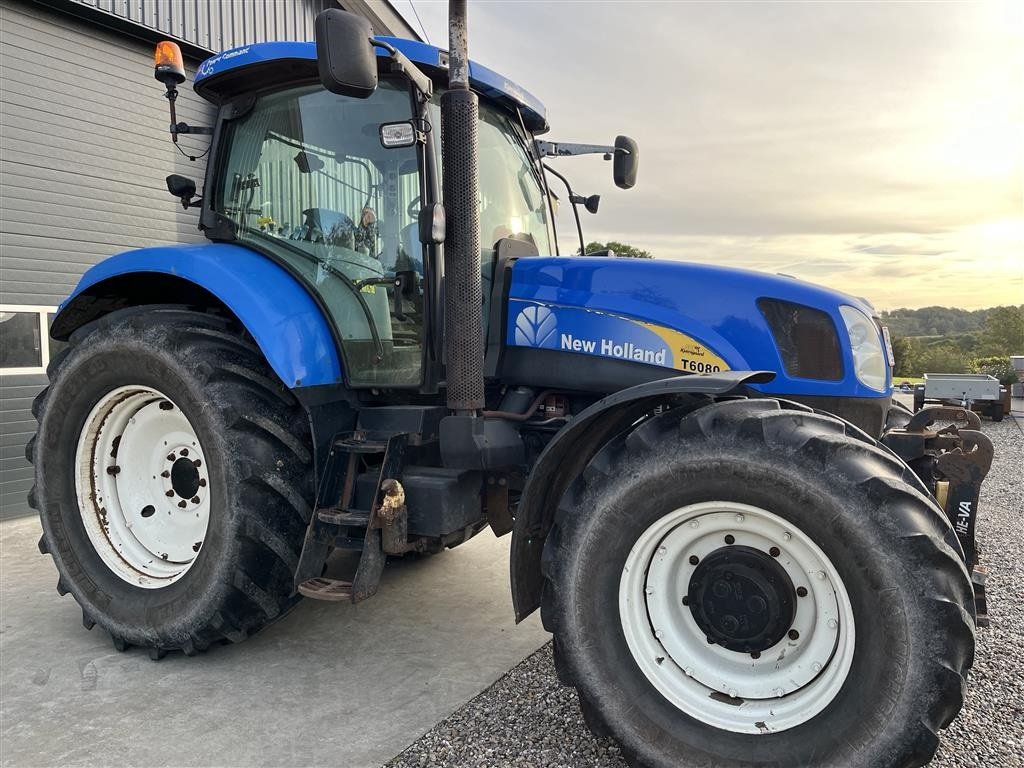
[914,373,1005,421]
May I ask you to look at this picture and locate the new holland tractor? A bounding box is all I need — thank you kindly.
[29,5,992,766]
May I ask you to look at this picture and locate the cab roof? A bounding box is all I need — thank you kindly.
[193,38,548,132]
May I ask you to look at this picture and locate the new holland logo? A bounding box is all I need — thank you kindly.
[514,305,557,348]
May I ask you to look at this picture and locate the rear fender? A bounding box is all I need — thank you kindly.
[511,370,774,622]
[51,243,342,388]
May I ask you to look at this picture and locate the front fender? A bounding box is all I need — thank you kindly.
[52,243,342,388]
[511,370,774,622]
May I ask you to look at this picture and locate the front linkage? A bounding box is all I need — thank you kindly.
[882,405,995,625]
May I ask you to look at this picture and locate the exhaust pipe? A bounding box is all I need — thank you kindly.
[441,0,484,414]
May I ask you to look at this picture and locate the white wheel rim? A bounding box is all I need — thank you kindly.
[618,501,855,734]
[75,385,211,589]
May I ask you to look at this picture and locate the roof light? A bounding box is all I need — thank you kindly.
[154,41,186,86]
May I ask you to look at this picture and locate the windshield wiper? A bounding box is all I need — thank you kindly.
[242,227,386,362]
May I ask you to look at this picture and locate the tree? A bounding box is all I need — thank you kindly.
[980,305,1024,356]
[580,241,653,259]
[890,335,920,378]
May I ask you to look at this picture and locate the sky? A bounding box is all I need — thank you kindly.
[396,0,1023,310]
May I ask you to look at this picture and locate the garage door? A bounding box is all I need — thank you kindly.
[0,0,214,518]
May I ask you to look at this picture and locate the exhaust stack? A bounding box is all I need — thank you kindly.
[441,0,484,414]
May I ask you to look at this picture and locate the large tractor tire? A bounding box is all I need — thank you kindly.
[542,398,974,768]
[29,308,313,656]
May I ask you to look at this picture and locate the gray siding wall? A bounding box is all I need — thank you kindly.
[65,0,335,53]
[1,0,217,518]
[0,0,412,519]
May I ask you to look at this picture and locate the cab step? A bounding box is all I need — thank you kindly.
[297,577,353,601]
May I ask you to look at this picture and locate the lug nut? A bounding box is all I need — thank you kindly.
[735,514,745,523]
[788,629,800,640]
[797,586,808,597]
[161,470,170,478]
[180,449,189,457]
[681,596,690,606]
[782,532,792,541]
[689,520,699,528]
[106,466,120,476]
[827,619,838,629]
[774,687,785,697]
[198,479,207,487]
[165,490,174,497]
[724,534,735,545]
[166,454,175,462]
[750,651,761,659]
[769,546,781,557]
[812,662,822,673]
[688,555,699,565]
[193,459,202,468]
[191,496,200,504]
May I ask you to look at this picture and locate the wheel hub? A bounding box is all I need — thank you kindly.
[688,545,796,653]
[75,386,211,588]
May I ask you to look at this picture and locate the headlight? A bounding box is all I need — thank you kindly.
[839,305,887,391]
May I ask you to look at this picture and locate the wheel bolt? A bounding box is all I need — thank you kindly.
[106,466,120,476]
[689,520,699,529]
[166,454,175,462]
[782,532,792,541]
[724,534,735,545]
[180,449,189,457]
[788,629,800,640]
[751,651,760,659]
[812,662,822,673]
[191,496,200,504]
[161,470,170,478]
[688,555,699,565]
[193,459,202,467]
[681,596,690,606]
[827,619,838,629]
[178,500,187,509]
[165,490,174,497]
[199,479,207,487]
[735,514,744,523]
[797,586,808,597]
[769,546,780,557]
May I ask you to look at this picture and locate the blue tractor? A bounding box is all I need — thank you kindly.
[31,5,991,766]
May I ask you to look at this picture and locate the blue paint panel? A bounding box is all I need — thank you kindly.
[192,39,548,130]
[57,244,342,388]
[507,257,891,398]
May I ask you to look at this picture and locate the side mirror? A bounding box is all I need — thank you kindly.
[613,135,639,189]
[314,9,377,99]
[166,174,196,208]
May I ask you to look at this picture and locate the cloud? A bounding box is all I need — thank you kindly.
[404,1,1024,308]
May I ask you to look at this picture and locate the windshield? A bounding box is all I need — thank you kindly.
[428,98,552,256]
[216,80,425,387]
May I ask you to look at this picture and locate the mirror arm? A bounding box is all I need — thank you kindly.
[536,141,625,159]
[371,38,434,101]
[542,163,586,258]
[171,123,213,136]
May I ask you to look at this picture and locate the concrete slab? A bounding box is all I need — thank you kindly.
[0,517,550,767]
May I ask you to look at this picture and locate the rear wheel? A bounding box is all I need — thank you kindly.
[29,309,314,655]
[542,399,974,768]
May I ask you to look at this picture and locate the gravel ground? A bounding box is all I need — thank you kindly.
[388,412,1024,768]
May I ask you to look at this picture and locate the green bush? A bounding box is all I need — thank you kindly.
[971,356,1018,386]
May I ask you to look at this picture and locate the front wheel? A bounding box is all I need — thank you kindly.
[542,399,974,768]
[29,309,314,655]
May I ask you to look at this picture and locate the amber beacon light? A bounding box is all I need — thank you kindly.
[154,41,186,86]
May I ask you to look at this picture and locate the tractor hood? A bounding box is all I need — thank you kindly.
[503,256,891,401]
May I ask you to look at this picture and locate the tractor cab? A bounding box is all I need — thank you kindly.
[186,38,558,391]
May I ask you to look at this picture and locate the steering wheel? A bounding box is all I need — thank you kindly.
[407,196,422,219]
